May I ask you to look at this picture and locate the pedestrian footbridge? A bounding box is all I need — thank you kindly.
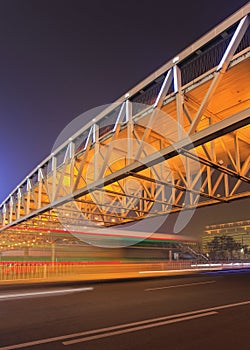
[0,4,249,241]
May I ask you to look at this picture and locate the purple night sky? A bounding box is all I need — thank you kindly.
[0,0,249,234]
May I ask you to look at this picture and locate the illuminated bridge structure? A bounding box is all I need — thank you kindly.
[0,4,249,249]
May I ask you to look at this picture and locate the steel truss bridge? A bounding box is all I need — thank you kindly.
[0,4,249,247]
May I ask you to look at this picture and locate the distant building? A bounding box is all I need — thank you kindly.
[201,220,250,257]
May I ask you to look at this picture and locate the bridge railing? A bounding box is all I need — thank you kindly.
[1,260,250,283]
[0,260,192,282]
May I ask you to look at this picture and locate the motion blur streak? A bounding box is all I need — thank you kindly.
[0,287,93,300]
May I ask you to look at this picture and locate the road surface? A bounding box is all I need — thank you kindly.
[0,270,250,350]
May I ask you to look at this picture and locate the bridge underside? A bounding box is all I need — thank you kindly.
[0,6,249,249]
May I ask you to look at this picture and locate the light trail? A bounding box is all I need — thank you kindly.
[0,287,93,301]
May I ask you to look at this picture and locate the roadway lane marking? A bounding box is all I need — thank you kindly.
[0,287,93,300]
[145,280,216,291]
[63,312,218,345]
[0,300,249,349]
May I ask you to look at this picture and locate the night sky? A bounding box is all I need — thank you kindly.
[0,1,249,233]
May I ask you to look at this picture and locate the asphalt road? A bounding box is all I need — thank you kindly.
[0,270,250,350]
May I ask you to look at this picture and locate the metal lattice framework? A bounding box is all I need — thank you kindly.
[0,4,249,235]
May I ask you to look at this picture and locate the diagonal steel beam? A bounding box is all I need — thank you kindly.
[188,15,249,135]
